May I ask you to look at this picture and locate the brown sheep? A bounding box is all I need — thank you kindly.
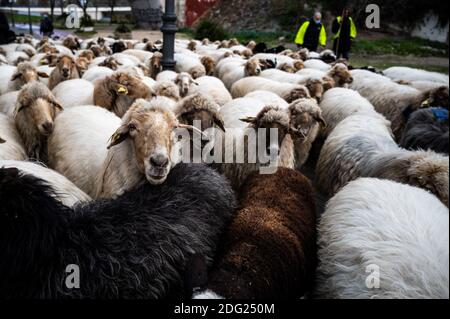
[48,55,80,90]
[188,40,197,51]
[328,63,353,86]
[228,38,240,47]
[62,35,80,52]
[193,168,317,299]
[78,49,95,62]
[93,71,152,117]
[75,57,90,76]
[202,38,210,45]
[279,63,297,73]
[293,60,305,71]
[98,56,123,70]
[149,52,163,79]
[304,78,325,101]
[10,62,49,91]
[200,56,216,76]
[37,43,59,54]
[175,93,225,133]
[13,82,63,163]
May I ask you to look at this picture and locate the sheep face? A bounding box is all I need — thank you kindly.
[305,79,324,101]
[99,57,122,70]
[322,75,336,91]
[150,52,163,77]
[189,66,206,79]
[11,62,49,85]
[175,73,197,97]
[241,106,291,157]
[108,101,180,185]
[37,43,59,54]
[78,50,95,62]
[245,59,262,76]
[229,38,240,47]
[75,57,90,75]
[240,49,253,59]
[15,93,63,137]
[202,38,210,45]
[200,56,216,76]
[298,48,309,61]
[293,60,305,71]
[424,86,449,109]
[283,86,311,103]
[246,40,256,50]
[154,81,180,101]
[56,55,78,80]
[40,53,59,66]
[329,63,353,87]
[279,63,296,73]
[176,94,225,139]
[188,41,197,51]
[63,36,80,51]
[144,42,158,52]
[288,98,326,143]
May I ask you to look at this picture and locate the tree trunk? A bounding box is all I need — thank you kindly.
[128,0,162,29]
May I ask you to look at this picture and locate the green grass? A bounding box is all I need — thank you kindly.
[352,37,448,57]
[7,13,41,24]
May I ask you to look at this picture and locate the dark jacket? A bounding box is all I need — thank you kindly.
[295,18,326,51]
[0,12,15,44]
[332,16,357,53]
[40,17,54,35]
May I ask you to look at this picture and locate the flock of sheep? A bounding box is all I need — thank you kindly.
[0,33,448,299]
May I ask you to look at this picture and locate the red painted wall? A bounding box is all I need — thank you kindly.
[185,0,218,27]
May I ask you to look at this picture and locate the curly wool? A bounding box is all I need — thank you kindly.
[0,163,236,299]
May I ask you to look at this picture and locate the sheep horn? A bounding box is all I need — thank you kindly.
[240,116,256,124]
[0,137,5,144]
[177,123,208,139]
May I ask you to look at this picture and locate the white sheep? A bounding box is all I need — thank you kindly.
[319,87,383,136]
[383,66,449,85]
[316,177,449,299]
[52,79,95,108]
[48,105,122,197]
[231,76,311,102]
[0,91,19,116]
[349,69,436,139]
[0,160,91,207]
[82,66,114,83]
[156,70,178,82]
[0,114,27,161]
[122,49,153,63]
[316,114,449,206]
[174,53,206,79]
[188,76,232,106]
[221,59,262,90]
[303,59,331,71]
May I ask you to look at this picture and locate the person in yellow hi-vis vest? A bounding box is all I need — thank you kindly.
[332,8,357,60]
[295,12,327,52]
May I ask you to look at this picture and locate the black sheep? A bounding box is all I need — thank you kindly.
[400,107,449,155]
[0,164,236,299]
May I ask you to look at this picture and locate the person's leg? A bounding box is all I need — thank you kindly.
[343,51,350,60]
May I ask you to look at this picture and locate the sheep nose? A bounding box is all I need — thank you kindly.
[348,77,354,83]
[62,68,69,76]
[150,154,169,168]
[42,121,54,134]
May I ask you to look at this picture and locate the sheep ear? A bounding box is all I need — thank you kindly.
[107,125,129,149]
[240,116,256,124]
[10,73,21,81]
[37,71,50,78]
[184,253,208,299]
[316,115,327,128]
[52,101,64,112]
